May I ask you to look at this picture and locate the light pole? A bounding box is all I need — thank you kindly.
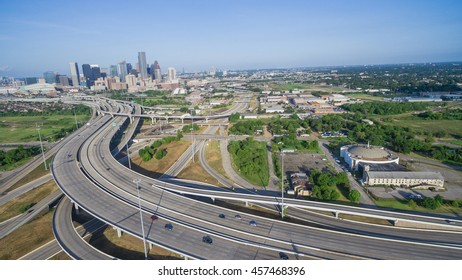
[190,109,195,163]
[133,178,148,260]
[36,124,47,170]
[280,150,284,219]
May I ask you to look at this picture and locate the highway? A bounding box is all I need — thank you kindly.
[0,174,52,207]
[44,98,462,259]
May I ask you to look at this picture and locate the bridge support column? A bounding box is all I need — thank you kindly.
[73,203,79,213]
[211,197,215,203]
[166,117,169,124]
[184,255,189,260]
[114,227,122,238]
[205,117,208,123]
[149,243,153,250]
[151,117,154,125]
[110,113,114,118]
[245,201,250,207]
[334,211,339,219]
[181,118,184,124]
[392,219,399,226]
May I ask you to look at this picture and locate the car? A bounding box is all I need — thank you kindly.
[150,215,158,221]
[279,252,289,260]
[447,220,456,225]
[202,235,213,244]
[249,220,257,227]
[219,214,225,218]
[164,223,173,231]
[234,214,241,219]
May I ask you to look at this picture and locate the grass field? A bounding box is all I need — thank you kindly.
[345,93,386,101]
[375,199,462,214]
[7,159,51,192]
[389,119,462,137]
[177,154,221,186]
[89,227,182,260]
[131,140,190,178]
[0,180,57,222]
[269,83,345,92]
[0,209,54,260]
[0,114,89,143]
[205,140,229,180]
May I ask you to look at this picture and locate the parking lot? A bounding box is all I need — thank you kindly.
[282,152,332,175]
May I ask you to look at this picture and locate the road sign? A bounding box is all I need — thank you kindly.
[112,122,117,127]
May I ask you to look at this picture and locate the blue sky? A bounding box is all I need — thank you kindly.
[1,0,462,77]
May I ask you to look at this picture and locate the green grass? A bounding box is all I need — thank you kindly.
[8,158,51,192]
[345,93,385,101]
[375,199,462,214]
[389,119,462,137]
[269,83,345,92]
[0,114,89,143]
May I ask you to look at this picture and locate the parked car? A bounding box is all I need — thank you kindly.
[164,223,173,231]
[249,220,257,227]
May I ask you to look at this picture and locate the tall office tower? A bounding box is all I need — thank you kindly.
[109,65,118,77]
[43,71,57,84]
[167,67,176,82]
[117,61,127,82]
[126,63,133,74]
[91,65,101,80]
[100,67,108,78]
[137,51,148,80]
[153,60,161,81]
[82,64,93,87]
[69,62,80,86]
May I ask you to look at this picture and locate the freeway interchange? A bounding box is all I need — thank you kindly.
[22,97,462,259]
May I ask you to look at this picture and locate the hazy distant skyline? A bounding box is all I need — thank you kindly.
[1,0,462,77]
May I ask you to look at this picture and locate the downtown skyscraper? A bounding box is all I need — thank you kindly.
[138,51,148,80]
[69,62,80,87]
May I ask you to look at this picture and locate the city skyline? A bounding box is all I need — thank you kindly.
[1,0,462,77]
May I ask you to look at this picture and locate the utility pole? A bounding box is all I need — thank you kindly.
[191,109,195,163]
[36,124,47,170]
[133,178,147,260]
[280,150,284,219]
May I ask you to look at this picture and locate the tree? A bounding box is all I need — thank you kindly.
[348,190,361,203]
[408,199,417,208]
[451,200,459,208]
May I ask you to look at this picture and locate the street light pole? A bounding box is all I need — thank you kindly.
[133,178,147,260]
[36,124,47,170]
[190,110,195,163]
[281,151,284,219]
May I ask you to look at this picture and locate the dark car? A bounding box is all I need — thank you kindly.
[164,223,173,231]
[234,214,241,219]
[279,252,289,260]
[219,214,225,218]
[150,215,158,221]
[249,220,257,227]
[202,235,213,244]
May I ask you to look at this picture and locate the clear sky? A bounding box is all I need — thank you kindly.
[1,0,462,77]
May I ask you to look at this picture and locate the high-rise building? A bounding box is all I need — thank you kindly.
[69,62,80,87]
[43,71,57,84]
[167,67,176,82]
[91,66,101,80]
[117,61,127,82]
[82,64,93,87]
[153,60,161,81]
[125,74,137,88]
[138,51,148,80]
[109,65,118,77]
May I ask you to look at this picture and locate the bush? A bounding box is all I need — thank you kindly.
[155,148,167,160]
[19,203,33,213]
[348,190,361,203]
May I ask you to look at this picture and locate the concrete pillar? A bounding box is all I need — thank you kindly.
[392,219,399,226]
[181,118,184,124]
[116,228,122,237]
[166,117,169,124]
[73,203,79,212]
[130,117,134,124]
[151,117,154,125]
[149,243,153,250]
[211,197,215,203]
[245,201,250,207]
[184,256,188,260]
[334,211,339,218]
[205,117,208,123]
[110,113,114,118]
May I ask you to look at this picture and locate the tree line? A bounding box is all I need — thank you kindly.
[138,131,183,162]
